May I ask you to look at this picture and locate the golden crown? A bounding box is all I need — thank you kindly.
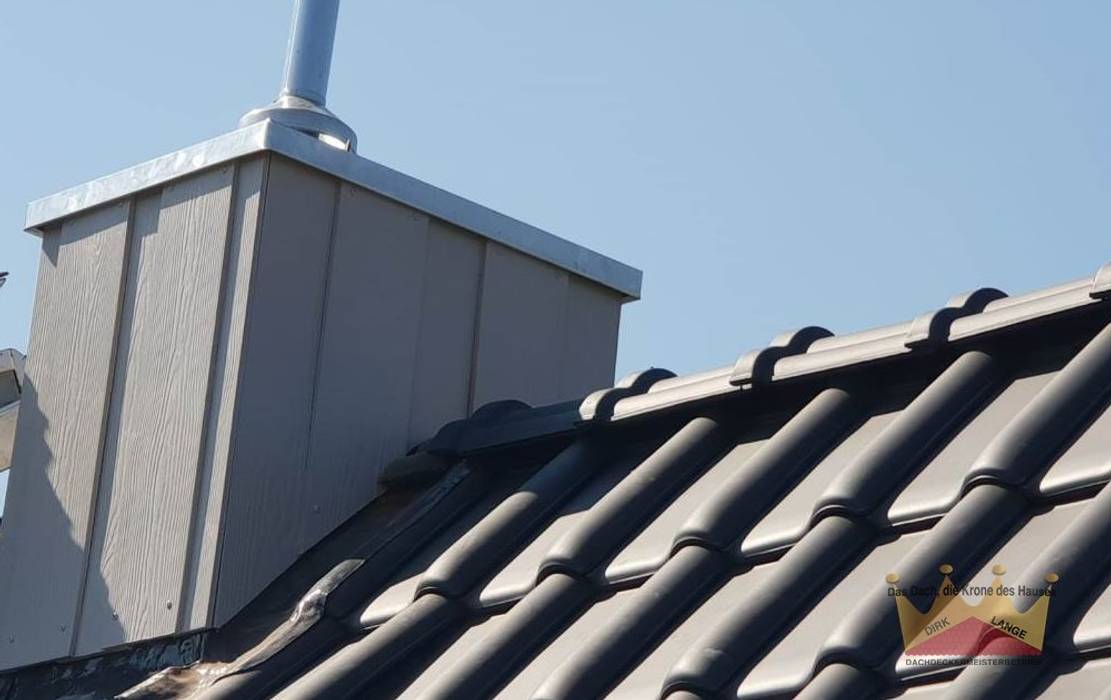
[886,564,1057,654]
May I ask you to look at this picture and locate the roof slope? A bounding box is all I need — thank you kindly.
[0,349,23,475]
[124,264,1111,699]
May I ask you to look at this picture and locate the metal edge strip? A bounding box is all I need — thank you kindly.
[24,122,642,300]
[24,123,271,232]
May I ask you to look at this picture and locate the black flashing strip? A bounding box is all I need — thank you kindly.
[324,466,493,618]
[674,388,860,552]
[417,439,608,599]
[903,288,1008,349]
[420,400,534,455]
[663,516,874,696]
[965,321,1111,491]
[455,403,583,455]
[1092,262,1111,299]
[945,482,1111,699]
[530,546,728,700]
[422,367,672,462]
[578,367,676,421]
[417,573,594,700]
[729,326,833,387]
[540,417,731,579]
[196,618,347,700]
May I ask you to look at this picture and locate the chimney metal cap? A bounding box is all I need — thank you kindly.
[240,95,356,152]
[241,0,357,151]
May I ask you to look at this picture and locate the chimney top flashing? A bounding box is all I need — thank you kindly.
[24,120,642,300]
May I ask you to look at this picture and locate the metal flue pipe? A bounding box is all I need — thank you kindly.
[240,0,357,151]
[280,0,340,106]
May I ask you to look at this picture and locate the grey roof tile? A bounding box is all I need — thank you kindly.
[883,368,1056,525]
[606,436,768,581]
[740,406,902,556]
[1038,400,1111,496]
[1038,658,1111,698]
[544,416,732,578]
[94,264,1111,700]
[732,531,922,698]
[607,566,772,700]
[476,449,644,607]
[505,588,633,699]
[674,389,860,553]
[538,545,728,699]
[1069,572,1111,653]
[358,470,529,627]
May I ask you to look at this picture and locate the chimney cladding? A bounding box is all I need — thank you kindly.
[240,0,358,151]
[4,0,639,672]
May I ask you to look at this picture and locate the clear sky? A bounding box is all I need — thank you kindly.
[2,3,1111,459]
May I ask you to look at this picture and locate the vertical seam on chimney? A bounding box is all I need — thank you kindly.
[177,163,242,632]
[405,216,436,447]
[465,242,490,414]
[556,272,573,401]
[296,176,344,553]
[208,154,272,625]
[69,197,137,655]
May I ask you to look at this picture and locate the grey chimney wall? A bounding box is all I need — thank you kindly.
[0,152,626,670]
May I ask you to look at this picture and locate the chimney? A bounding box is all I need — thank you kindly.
[0,0,640,671]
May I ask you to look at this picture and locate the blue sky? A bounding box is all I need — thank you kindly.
[1,3,1110,451]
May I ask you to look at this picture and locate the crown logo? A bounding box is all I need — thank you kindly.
[886,564,1057,657]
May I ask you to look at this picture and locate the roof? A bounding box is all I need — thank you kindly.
[11,263,1111,699]
[22,121,641,300]
[0,349,23,474]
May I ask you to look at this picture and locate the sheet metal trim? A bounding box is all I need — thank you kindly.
[24,122,642,300]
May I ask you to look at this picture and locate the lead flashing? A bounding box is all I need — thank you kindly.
[24,121,642,300]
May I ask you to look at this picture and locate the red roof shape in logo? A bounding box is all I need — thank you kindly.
[905,616,1042,657]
